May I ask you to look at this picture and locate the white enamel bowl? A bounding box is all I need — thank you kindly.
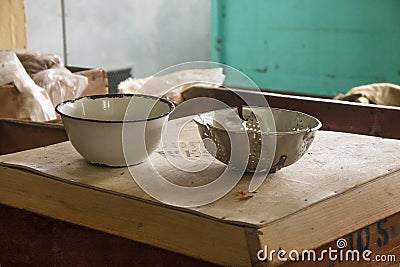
[56,94,174,167]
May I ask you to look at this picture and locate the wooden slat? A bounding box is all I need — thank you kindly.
[244,227,265,267]
[0,0,27,49]
[0,203,218,267]
[76,68,109,96]
[0,68,108,120]
[182,87,400,139]
[0,118,67,155]
[2,129,400,228]
[0,166,252,266]
[283,212,400,266]
[2,126,400,265]
[258,169,400,266]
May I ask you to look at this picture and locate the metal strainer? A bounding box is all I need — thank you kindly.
[193,106,322,173]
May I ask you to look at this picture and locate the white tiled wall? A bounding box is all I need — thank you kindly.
[26,0,211,77]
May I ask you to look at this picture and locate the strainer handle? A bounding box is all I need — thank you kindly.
[194,115,213,137]
[204,123,213,136]
[237,105,249,121]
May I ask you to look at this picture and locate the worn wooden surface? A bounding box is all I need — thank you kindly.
[1,118,400,266]
[0,165,251,266]
[1,121,400,227]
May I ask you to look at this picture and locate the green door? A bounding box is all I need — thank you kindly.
[212,0,400,96]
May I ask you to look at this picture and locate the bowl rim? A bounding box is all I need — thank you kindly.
[55,93,175,123]
[193,106,322,135]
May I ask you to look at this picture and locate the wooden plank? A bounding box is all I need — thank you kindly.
[0,118,67,155]
[2,119,400,265]
[257,169,400,266]
[0,203,218,267]
[0,83,25,119]
[76,68,108,96]
[282,212,400,266]
[0,166,252,267]
[182,87,400,139]
[0,68,108,120]
[0,0,27,49]
[245,227,265,267]
[2,128,400,228]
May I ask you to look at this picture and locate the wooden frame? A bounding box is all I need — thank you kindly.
[181,87,400,139]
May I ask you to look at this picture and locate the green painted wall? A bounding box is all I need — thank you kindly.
[211,0,400,96]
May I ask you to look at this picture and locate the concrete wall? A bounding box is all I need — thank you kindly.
[26,0,211,77]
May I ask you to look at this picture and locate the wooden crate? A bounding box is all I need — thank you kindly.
[0,89,399,266]
[0,67,108,120]
[0,118,66,155]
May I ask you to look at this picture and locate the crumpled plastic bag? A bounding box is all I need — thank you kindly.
[0,50,56,122]
[0,50,88,121]
[33,66,88,107]
[14,49,88,107]
[118,68,226,105]
[15,50,62,77]
[334,83,400,106]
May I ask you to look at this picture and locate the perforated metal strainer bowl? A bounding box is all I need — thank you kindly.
[193,107,322,173]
